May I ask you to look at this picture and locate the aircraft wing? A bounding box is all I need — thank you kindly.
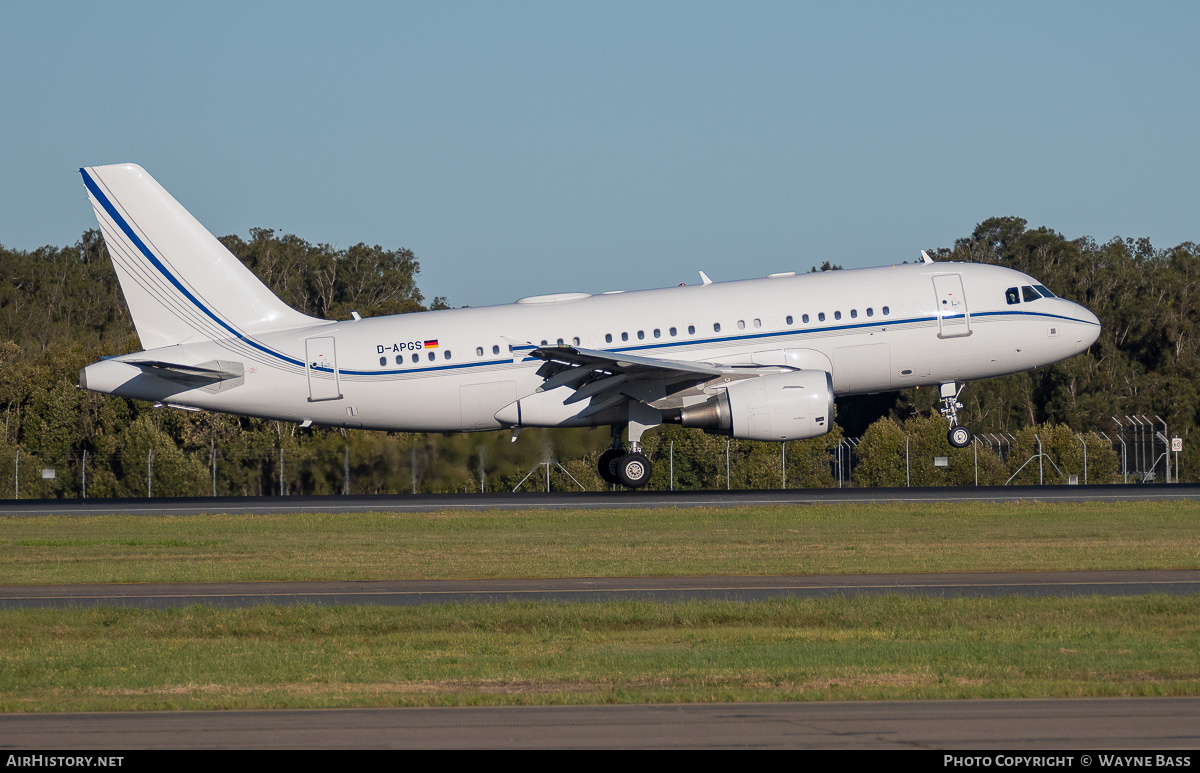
[530,346,724,379]
[528,345,732,416]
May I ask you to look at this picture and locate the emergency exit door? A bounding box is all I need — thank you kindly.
[305,336,343,401]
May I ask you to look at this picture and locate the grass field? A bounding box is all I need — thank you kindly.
[1,596,1197,711]
[2,501,1199,585]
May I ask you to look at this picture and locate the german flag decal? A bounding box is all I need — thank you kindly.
[424,339,439,349]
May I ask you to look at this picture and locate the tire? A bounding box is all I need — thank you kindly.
[598,449,624,485]
[948,425,973,448]
[616,452,652,489]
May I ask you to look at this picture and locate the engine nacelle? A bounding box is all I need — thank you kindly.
[673,369,834,441]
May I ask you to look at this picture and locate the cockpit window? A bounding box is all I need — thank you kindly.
[1005,287,1020,305]
[1021,286,1040,302]
[1034,284,1056,298]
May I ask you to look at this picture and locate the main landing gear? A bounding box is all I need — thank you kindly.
[939,381,973,448]
[599,424,653,488]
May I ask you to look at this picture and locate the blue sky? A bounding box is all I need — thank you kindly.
[2,1,1197,308]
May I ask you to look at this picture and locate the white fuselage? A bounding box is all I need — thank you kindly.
[81,261,1100,433]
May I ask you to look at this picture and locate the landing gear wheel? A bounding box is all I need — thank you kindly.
[615,452,652,489]
[598,449,624,485]
[948,425,973,448]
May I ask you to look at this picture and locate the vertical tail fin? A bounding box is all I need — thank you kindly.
[81,163,322,350]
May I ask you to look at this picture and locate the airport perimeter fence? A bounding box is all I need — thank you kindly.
[0,416,1183,499]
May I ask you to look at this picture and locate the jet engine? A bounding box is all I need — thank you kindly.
[668,369,834,441]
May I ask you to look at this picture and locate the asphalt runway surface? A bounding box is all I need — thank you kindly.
[4,698,1199,749]
[1,483,1199,516]
[2,570,1199,609]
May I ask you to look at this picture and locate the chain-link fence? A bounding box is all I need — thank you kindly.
[0,415,1184,498]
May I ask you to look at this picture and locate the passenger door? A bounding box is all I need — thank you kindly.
[305,336,343,402]
[932,274,971,338]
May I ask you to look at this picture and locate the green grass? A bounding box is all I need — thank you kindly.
[1,596,1197,711]
[2,501,1198,584]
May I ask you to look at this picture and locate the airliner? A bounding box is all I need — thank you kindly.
[77,164,1101,488]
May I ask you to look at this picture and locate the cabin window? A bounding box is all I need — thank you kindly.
[737,320,745,330]
[428,351,435,361]
[492,345,500,355]
[850,309,857,319]
[444,350,451,360]
[669,327,677,337]
[412,353,419,363]
[476,347,483,357]
[652,329,659,338]
[605,333,613,343]
[753,318,761,328]
[785,315,793,325]
[396,355,404,365]
[866,308,874,317]
[379,357,386,366]
[621,332,629,341]
[1005,287,1020,305]
[636,330,644,340]
[1021,286,1040,302]
[882,306,890,316]
[688,325,695,335]
[1035,284,1056,298]
[713,323,721,332]
[834,311,842,320]
[802,314,809,323]
[557,338,564,346]
[818,313,825,322]
[573,337,580,346]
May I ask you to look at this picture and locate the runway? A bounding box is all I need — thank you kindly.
[4,698,1198,749]
[1,483,1199,516]
[2,570,1198,609]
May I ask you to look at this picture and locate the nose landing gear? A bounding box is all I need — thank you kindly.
[939,382,973,448]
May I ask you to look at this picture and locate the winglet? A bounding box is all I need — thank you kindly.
[699,271,713,285]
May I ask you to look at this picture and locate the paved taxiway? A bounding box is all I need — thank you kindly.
[2,483,1199,516]
[2,570,1198,609]
[4,698,1199,749]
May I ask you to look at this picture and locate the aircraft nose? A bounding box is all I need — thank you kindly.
[1076,305,1101,348]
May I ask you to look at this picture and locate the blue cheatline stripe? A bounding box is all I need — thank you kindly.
[350,308,1098,377]
[974,310,1099,325]
[563,309,1092,361]
[80,168,306,369]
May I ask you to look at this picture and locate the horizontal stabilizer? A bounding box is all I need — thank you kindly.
[125,359,245,393]
[127,359,243,380]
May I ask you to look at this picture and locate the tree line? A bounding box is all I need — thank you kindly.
[0,217,1193,496]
